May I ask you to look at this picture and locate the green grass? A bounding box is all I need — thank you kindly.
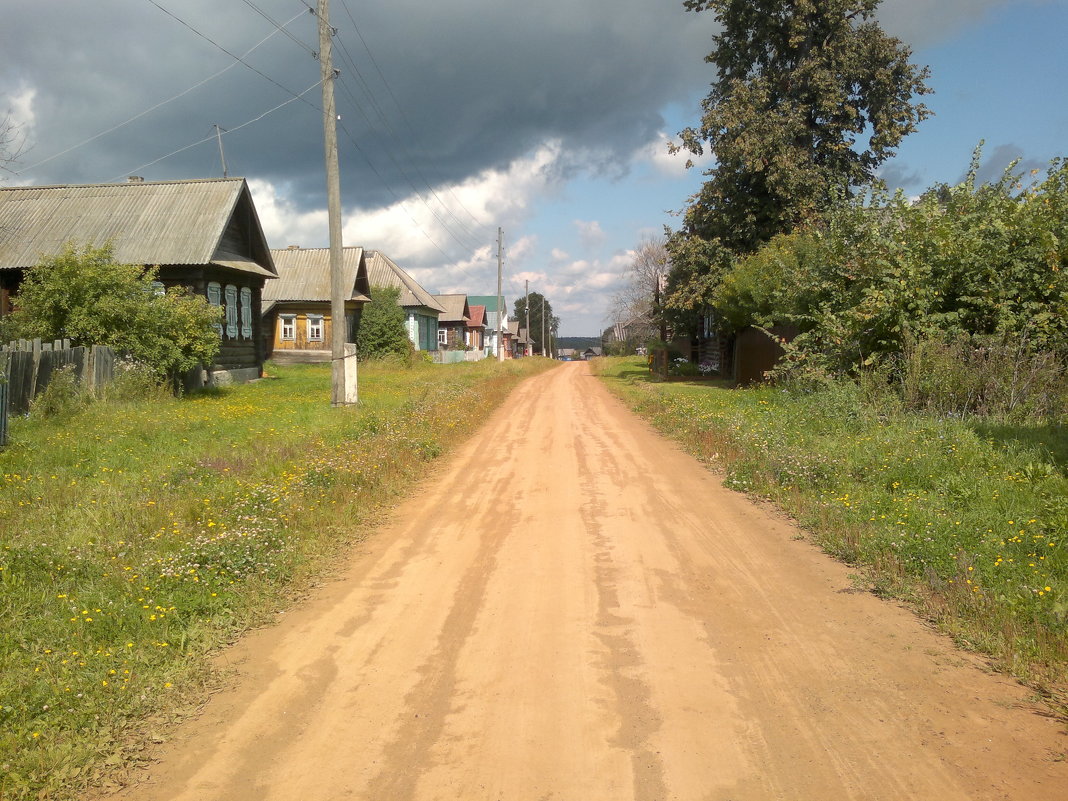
[595,357,1068,713]
[0,357,554,800]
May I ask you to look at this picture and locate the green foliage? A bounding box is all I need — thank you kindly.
[675,0,931,255]
[712,153,1068,388]
[513,291,558,354]
[666,0,931,316]
[29,365,86,419]
[3,243,221,378]
[355,285,414,360]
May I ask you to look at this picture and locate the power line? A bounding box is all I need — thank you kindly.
[337,0,493,238]
[144,0,317,111]
[17,9,307,175]
[108,78,323,182]
[236,0,316,55]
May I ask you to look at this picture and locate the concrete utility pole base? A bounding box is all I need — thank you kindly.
[332,343,358,407]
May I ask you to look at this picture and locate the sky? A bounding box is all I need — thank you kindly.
[2,0,1066,336]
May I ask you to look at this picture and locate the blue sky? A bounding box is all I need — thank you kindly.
[3,1,1066,335]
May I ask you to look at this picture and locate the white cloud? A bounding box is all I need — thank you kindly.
[573,219,606,250]
[639,131,711,178]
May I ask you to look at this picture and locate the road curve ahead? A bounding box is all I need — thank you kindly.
[111,362,1067,801]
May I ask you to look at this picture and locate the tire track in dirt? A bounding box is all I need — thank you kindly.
[102,363,1068,801]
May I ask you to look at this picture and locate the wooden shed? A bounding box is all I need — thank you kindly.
[0,177,277,383]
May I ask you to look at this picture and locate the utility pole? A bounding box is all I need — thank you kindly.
[541,296,546,357]
[318,0,356,405]
[496,227,504,362]
[213,124,228,178]
[524,280,530,357]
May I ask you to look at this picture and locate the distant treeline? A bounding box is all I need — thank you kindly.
[556,336,601,350]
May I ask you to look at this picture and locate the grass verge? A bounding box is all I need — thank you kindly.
[0,357,554,800]
[594,357,1068,717]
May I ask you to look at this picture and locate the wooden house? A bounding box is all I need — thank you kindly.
[0,177,276,383]
[263,246,370,363]
[364,251,444,351]
[467,295,509,357]
[432,294,471,350]
[465,304,487,351]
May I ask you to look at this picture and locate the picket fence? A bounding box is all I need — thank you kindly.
[0,339,116,446]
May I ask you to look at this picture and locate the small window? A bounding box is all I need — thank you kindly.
[150,281,166,297]
[239,287,253,339]
[438,327,448,347]
[307,315,324,342]
[224,285,238,339]
[280,315,296,341]
[207,282,223,336]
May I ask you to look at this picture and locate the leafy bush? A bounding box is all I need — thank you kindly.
[712,150,1068,391]
[29,365,86,418]
[4,243,222,379]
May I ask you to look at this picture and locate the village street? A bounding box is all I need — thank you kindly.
[108,362,1068,801]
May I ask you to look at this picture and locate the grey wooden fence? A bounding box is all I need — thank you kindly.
[0,339,116,446]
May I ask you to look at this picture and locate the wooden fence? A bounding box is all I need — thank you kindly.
[0,339,116,446]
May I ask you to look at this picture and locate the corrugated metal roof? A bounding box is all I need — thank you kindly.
[265,246,369,303]
[364,250,445,312]
[0,178,276,277]
[432,294,470,323]
[466,304,486,327]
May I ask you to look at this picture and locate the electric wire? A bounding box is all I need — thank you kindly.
[17,9,307,175]
[107,78,323,182]
[337,0,493,237]
[144,0,318,112]
[236,0,316,55]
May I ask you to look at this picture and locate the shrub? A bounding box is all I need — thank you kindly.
[355,285,415,360]
[4,243,222,380]
[29,364,86,418]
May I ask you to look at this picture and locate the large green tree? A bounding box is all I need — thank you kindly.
[668,0,932,308]
[3,243,222,378]
[513,292,559,355]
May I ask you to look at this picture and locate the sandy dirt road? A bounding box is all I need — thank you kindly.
[109,362,1068,801]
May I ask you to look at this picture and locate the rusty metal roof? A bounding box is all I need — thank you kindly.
[364,250,444,313]
[0,178,276,277]
[265,246,370,305]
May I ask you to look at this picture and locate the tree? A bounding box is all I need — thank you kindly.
[513,291,559,355]
[0,114,26,176]
[607,237,670,343]
[667,0,932,307]
[355,285,414,359]
[2,243,222,379]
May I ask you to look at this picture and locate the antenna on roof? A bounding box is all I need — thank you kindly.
[213,124,228,178]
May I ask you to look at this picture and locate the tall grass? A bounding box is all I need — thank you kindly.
[0,358,553,800]
[595,357,1068,714]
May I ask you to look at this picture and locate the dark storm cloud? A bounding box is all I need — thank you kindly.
[878,162,926,192]
[961,143,1049,186]
[4,0,717,210]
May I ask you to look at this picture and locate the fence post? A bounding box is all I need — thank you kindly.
[0,353,8,448]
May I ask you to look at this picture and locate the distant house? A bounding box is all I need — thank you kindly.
[583,347,602,360]
[465,304,487,351]
[0,177,276,383]
[432,294,471,350]
[263,246,371,363]
[365,251,444,351]
[467,295,509,357]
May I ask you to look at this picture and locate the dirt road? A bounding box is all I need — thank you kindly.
[112,363,1067,801]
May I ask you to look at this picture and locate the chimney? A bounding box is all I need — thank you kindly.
[127,176,144,183]
[287,244,300,250]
